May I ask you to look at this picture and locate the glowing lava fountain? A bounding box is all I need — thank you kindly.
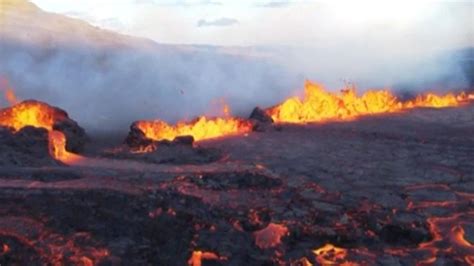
[267,81,473,124]
[135,109,252,142]
[0,100,83,164]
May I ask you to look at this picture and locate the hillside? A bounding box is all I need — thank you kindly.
[0,0,296,131]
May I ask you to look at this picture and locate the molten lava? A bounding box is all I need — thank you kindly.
[0,100,67,131]
[136,116,252,142]
[187,251,225,266]
[0,100,77,163]
[313,244,357,266]
[267,81,472,124]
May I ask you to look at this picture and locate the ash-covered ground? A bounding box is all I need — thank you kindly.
[0,104,473,265]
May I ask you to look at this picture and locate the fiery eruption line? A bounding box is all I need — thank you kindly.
[1,80,473,158]
[135,81,472,145]
[267,81,471,124]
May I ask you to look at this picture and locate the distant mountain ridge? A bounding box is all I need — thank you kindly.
[0,0,296,131]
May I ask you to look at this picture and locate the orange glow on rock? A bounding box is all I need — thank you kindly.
[136,116,252,142]
[47,130,81,164]
[0,100,67,131]
[254,223,289,249]
[187,251,223,266]
[0,100,81,163]
[313,244,358,266]
[267,81,471,124]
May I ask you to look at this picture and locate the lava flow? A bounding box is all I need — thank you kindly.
[267,81,472,123]
[135,106,252,142]
[0,96,79,163]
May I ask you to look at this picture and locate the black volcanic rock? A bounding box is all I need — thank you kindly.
[0,100,88,166]
[53,119,87,153]
[172,135,194,146]
[249,107,273,124]
[125,122,154,148]
[0,126,58,166]
[249,107,274,132]
[118,123,220,164]
[125,122,195,149]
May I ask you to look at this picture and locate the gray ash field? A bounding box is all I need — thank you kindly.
[0,104,473,265]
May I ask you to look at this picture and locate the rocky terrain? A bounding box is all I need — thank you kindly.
[0,104,473,265]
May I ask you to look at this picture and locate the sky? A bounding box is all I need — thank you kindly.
[30,0,473,48]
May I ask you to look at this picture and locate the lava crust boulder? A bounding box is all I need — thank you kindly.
[0,126,57,166]
[0,100,88,166]
[52,119,87,153]
[249,107,274,132]
[125,122,154,148]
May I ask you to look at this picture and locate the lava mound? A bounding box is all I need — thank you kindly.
[111,128,221,164]
[0,100,87,166]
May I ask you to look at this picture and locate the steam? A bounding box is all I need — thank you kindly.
[0,40,296,132]
[0,1,472,134]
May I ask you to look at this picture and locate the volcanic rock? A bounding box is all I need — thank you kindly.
[125,122,154,148]
[121,123,218,164]
[249,107,274,124]
[0,100,88,166]
[125,122,196,149]
[114,130,219,164]
[182,171,283,190]
[0,126,57,166]
[53,119,87,152]
[249,107,274,132]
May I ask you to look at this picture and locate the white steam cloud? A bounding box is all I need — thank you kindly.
[0,0,472,135]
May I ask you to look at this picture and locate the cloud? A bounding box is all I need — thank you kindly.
[197,17,238,27]
[134,0,221,6]
[256,1,293,8]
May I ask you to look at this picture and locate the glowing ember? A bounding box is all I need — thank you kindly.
[267,81,471,124]
[254,223,288,249]
[0,78,19,106]
[313,244,357,266]
[136,116,252,142]
[187,251,224,266]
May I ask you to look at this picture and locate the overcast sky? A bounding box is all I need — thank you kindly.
[30,0,472,48]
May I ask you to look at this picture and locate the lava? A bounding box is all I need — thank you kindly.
[254,223,288,249]
[48,129,81,163]
[0,77,19,106]
[267,81,472,124]
[135,115,252,142]
[0,98,79,163]
[0,100,67,131]
[187,250,225,266]
[313,244,357,266]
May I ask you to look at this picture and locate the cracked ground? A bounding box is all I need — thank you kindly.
[0,104,473,265]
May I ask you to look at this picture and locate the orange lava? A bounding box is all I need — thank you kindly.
[415,213,474,265]
[136,116,252,142]
[0,100,67,131]
[1,77,19,106]
[267,81,471,124]
[0,100,79,163]
[48,130,81,163]
[254,223,288,249]
[187,251,224,266]
[313,244,358,266]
